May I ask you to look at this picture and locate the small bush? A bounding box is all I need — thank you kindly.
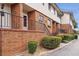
[28,41,38,54]
[40,36,62,49]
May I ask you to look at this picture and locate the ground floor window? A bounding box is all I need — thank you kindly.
[0,11,11,28]
[23,16,27,27]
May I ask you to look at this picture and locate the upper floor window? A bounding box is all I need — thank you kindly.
[48,4,51,10]
[48,4,55,15]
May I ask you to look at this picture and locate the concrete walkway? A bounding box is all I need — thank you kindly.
[43,35,79,56]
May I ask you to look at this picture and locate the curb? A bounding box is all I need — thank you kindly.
[38,40,76,56]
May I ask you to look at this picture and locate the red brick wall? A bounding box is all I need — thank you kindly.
[11,4,22,29]
[0,29,46,55]
[61,24,73,33]
[34,11,53,34]
[28,11,36,30]
[28,11,53,34]
[52,21,57,34]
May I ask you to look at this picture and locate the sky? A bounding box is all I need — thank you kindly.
[57,3,79,29]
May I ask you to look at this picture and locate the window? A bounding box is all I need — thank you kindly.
[23,16,27,27]
[39,15,44,23]
[0,12,11,28]
[48,4,55,15]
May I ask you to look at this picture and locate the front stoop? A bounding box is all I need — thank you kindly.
[16,40,76,56]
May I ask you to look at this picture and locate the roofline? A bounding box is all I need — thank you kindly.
[62,11,73,14]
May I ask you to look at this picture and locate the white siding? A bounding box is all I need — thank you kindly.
[61,13,74,29]
[61,13,70,24]
[25,3,61,23]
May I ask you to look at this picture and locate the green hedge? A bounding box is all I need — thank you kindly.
[40,36,62,49]
[57,34,75,43]
[28,41,38,54]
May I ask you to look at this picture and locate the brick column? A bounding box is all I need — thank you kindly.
[57,23,60,33]
[28,11,36,30]
[52,21,57,34]
[11,3,23,29]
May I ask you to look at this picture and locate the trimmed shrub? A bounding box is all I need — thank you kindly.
[56,34,64,40]
[64,34,74,41]
[57,34,75,43]
[40,36,62,49]
[28,41,38,54]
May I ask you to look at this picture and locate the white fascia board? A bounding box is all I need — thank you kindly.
[25,3,60,23]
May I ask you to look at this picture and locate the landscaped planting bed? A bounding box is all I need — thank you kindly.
[26,36,62,55]
[26,34,77,55]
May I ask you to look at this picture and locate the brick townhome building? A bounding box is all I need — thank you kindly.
[61,12,76,33]
[0,3,75,55]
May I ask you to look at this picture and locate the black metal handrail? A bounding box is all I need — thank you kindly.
[28,20,50,35]
[35,21,50,35]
